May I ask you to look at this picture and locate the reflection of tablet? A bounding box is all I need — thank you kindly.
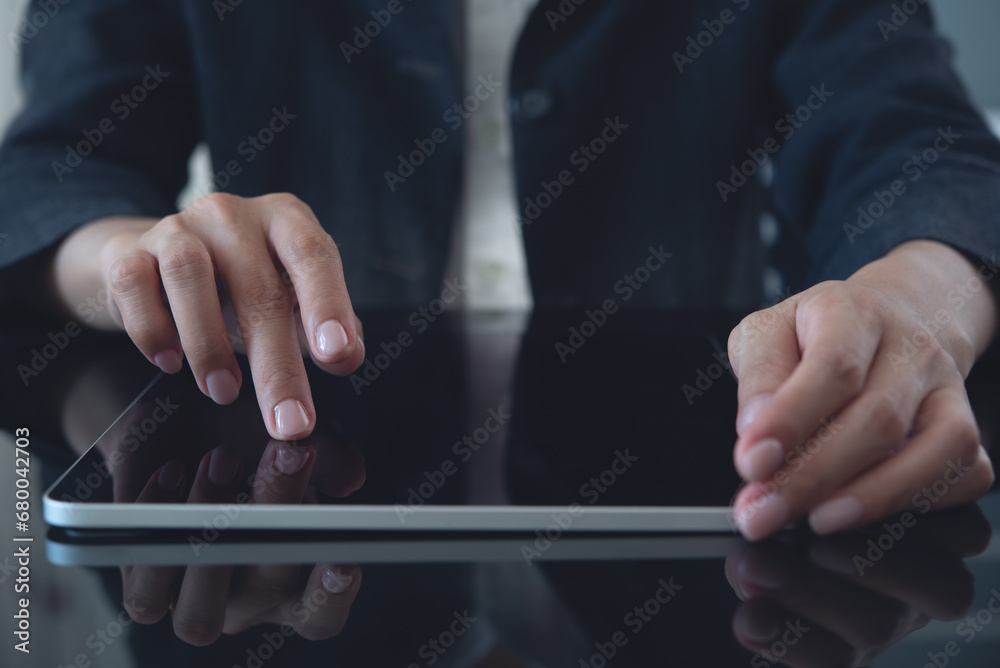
[46,530,744,566]
[44,312,744,532]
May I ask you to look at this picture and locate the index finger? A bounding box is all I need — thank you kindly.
[213,235,314,441]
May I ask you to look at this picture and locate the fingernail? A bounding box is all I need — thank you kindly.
[274,399,310,439]
[808,544,858,576]
[206,369,240,405]
[739,438,784,481]
[809,496,863,535]
[736,613,779,643]
[736,494,789,542]
[157,460,185,491]
[275,443,311,475]
[316,320,349,359]
[154,350,183,374]
[724,558,749,600]
[736,393,772,436]
[737,555,782,591]
[322,567,354,594]
[208,447,240,486]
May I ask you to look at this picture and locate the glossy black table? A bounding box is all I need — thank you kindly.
[1,309,998,668]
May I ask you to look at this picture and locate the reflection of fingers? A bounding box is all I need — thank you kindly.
[310,439,366,498]
[189,446,243,499]
[851,611,932,668]
[251,440,315,505]
[146,460,187,499]
[281,563,361,641]
[733,542,921,653]
[122,461,187,624]
[123,565,182,626]
[808,536,975,621]
[111,412,183,504]
[732,598,860,668]
[724,553,747,602]
[220,441,315,632]
[223,564,307,634]
[849,505,992,559]
[172,448,241,646]
[173,564,235,646]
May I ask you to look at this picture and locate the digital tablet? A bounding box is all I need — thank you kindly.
[43,311,745,533]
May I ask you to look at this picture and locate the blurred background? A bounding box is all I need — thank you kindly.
[1,0,998,201]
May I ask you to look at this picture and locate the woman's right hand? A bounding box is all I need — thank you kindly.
[52,192,365,440]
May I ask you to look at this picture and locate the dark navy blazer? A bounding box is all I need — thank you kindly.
[2,0,999,309]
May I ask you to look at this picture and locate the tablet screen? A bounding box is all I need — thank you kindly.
[46,310,744,518]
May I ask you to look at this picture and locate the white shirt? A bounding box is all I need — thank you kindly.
[446,0,536,311]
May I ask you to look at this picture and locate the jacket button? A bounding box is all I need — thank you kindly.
[509,88,554,122]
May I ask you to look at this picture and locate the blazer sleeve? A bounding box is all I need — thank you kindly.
[769,0,1000,284]
[0,0,199,270]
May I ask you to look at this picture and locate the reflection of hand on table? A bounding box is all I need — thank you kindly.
[118,433,365,645]
[725,505,991,667]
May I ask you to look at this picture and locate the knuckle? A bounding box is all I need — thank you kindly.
[191,192,243,232]
[182,330,233,363]
[969,457,996,498]
[193,191,238,218]
[285,231,339,273]
[825,346,866,395]
[731,302,792,356]
[804,282,847,309]
[254,359,300,390]
[726,324,740,350]
[240,279,291,324]
[266,191,312,215]
[737,312,760,335]
[727,325,744,368]
[154,214,186,236]
[732,315,761,356]
[108,256,153,296]
[953,419,982,459]
[157,238,213,281]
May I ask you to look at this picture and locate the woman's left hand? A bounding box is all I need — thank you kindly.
[728,240,997,540]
